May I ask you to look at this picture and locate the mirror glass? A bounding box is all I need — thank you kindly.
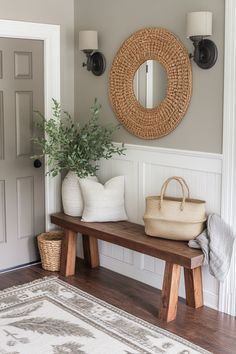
[133,60,167,109]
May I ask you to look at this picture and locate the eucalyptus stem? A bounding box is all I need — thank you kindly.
[32,99,125,178]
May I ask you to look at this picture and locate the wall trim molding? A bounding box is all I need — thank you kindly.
[114,142,223,161]
[219,0,236,316]
[0,20,61,231]
[113,142,222,174]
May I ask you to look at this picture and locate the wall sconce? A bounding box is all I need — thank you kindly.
[186,11,218,69]
[79,30,106,76]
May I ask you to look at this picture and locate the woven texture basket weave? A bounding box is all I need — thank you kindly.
[37,231,64,271]
[109,27,192,139]
[143,177,206,240]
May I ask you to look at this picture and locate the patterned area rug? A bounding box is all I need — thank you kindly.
[0,277,211,354]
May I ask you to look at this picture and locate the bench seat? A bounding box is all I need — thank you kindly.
[51,212,204,322]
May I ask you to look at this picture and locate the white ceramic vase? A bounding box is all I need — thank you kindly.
[62,171,83,216]
[62,171,98,217]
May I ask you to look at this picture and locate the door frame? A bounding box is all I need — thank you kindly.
[0,20,61,231]
[219,0,236,316]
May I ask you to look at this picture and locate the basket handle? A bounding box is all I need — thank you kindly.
[160,176,190,211]
[173,177,190,199]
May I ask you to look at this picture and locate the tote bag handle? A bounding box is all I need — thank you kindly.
[159,176,190,211]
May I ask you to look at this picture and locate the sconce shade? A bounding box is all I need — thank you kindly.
[79,30,98,51]
[186,12,212,38]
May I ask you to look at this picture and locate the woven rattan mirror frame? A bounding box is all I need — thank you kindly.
[109,28,192,139]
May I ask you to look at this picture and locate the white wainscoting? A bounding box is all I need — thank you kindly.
[78,144,223,310]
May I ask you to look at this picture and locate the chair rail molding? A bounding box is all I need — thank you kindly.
[219,0,236,316]
[0,20,61,231]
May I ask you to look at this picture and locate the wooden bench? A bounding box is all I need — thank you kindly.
[51,212,204,322]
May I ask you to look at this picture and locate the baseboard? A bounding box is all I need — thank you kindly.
[0,260,41,274]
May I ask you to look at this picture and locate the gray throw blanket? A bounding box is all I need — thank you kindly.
[188,214,236,282]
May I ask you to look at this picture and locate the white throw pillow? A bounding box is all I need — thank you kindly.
[79,176,128,222]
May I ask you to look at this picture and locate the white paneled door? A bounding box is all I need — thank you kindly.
[0,38,45,270]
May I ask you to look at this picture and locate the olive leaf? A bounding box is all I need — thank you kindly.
[8,317,94,338]
[32,98,125,178]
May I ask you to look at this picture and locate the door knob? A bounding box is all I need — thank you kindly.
[33,159,42,168]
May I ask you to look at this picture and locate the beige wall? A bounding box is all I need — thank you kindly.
[75,0,224,153]
[0,0,74,114]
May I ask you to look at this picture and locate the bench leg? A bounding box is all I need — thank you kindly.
[159,262,181,322]
[82,234,100,268]
[184,267,203,308]
[60,229,77,277]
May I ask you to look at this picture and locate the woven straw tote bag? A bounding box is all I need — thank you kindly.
[143,176,206,241]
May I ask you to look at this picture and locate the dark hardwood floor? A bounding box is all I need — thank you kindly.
[0,259,235,354]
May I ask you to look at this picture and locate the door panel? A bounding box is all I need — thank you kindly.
[17,176,34,239]
[0,37,45,270]
[0,51,2,78]
[0,180,6,243]
[14,51,32,79]
[15,91,33,157]
[0,91,3,160]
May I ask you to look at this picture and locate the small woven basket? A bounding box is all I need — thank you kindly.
[37,231,64,271]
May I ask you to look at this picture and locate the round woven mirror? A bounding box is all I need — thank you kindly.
[109,28,192,139]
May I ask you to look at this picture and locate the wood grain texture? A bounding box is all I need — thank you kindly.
[51,213,204,269]
[0,261,235,354]
[52,213,204,322]
[82,234,100,268]
[159,262,181,322]
[60,229,77,276]
[184,267,204,308]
